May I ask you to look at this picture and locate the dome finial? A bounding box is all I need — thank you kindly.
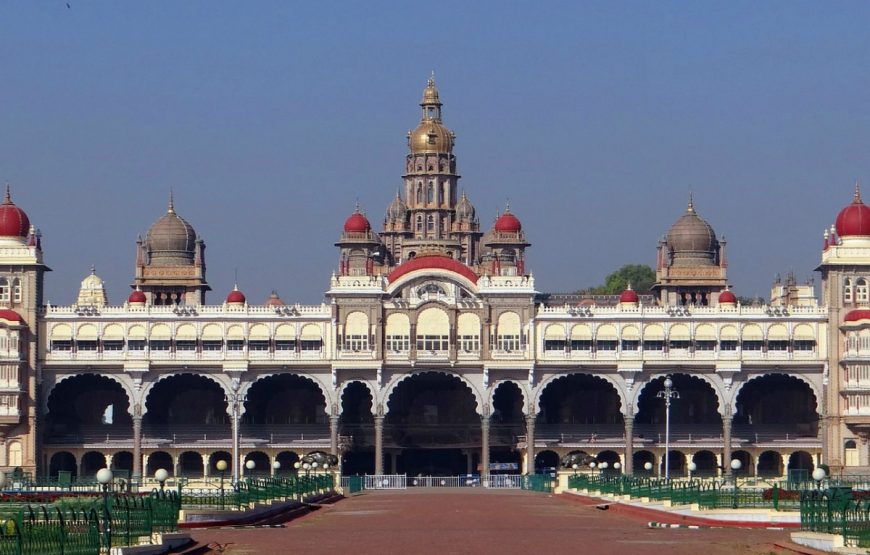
[168,189,175,214]
[687,192,695,214]
[854,180,862,204]
[429,70,435,87]
[90,264,96,275]
[3,184,10,205]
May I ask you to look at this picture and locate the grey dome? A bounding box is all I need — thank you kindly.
[456,192,475,222]
[145,199,197,266]
[666,198,718,266]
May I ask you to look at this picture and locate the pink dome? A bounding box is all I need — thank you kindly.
[127,290,146,303]
[494,211,521,233]
[227,288,246,304]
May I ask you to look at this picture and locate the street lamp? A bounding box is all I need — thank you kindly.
[96,468,113,549]
[215,460,228,509]
[600,462,609,475]
[614,462,622,474]
[272,460,281,476]
[687,461,697,480]
[812,467,826,490]
[572,463,578,475]
[729,459,742,508]
[154,468,169,492]
[657,376,679,480]
[588,461,597,476]
[644,461,653,476]
[245,459,256,481]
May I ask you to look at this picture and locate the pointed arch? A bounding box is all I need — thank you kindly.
[731,372,820,417]
[533,372,626,417]
[44,373,135,416]
[632,373,724,418]
[240,371,332,416]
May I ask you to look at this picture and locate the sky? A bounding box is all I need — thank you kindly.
[1,1,868,305]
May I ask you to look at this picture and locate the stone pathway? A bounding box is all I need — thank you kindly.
[190,489,820,554]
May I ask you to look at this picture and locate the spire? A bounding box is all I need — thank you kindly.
[429,70,435,87]
[168,190,175,214]
[90,265,96,275]
[3,184,10,205]
[687,192,695,214]
[854,180,862,204]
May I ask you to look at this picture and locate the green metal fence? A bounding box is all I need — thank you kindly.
[800,488,870,548]
[522,475,554,493]
[181,474,334,511]
[567,473,801,511]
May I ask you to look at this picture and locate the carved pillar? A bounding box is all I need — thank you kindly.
[132,414,142,480]
[722,411,733,476]
[624,413,634,475]
[329,414,340,456]
[481,414,491,481]
[231,406,241,483]
[780,452,790,477]
[374,414,385,476]
[525,414,536,474]
[202,453,210,478]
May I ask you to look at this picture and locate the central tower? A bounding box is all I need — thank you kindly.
[381,76,481,266]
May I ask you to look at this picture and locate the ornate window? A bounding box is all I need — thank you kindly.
[427,182,434,204]
[858,278,869,303]
[416,215,423,232]
[0,279,8,303]
[845,278,854,303]
[11,279,21,304]
[427,214,435,232]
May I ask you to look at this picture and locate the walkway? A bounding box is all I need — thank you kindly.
[190,489,821,554]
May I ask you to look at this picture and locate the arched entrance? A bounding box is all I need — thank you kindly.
[244,451,270,476]
[692,450,717,477]
[275,451,299,474]
[757,450,782,477]
[386,372,479,475]
[735,375,818,440]
[340,382,374,475]
[243,375,328,441]
[49,452,77,480]
[534,450,559,472]
[80,451,106,477]
[46,375,132,443]
[490,381,524,473]
[633,450,655,475]
[146,451,173,477]
[144,375,228,440]
[178,451,204,477]
[112,451,133,477]
[537,374,623,441]
[788,451,815,477]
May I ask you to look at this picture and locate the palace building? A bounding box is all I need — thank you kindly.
[0,77,862,482]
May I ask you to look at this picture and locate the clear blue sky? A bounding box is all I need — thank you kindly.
[1,1,868,304]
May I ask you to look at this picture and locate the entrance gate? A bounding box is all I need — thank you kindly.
[349,474,547,491]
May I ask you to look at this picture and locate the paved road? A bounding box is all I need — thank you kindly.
[191,489,817,555]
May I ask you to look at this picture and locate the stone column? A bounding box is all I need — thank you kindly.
[780,452,790,478]
[722,412,733,477]
[202,453,210,478]
[525,414,536,474]
[132,415,143,480]
[329,415,340,456]
[624,414,634,475]
[374,415,385,475]
[481,414,491,482]
[231,409,241,483]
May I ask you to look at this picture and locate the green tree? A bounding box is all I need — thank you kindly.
[593,264,656,295]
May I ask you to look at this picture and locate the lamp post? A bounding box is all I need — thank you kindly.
[600,462,609,476]
[657,376,679,480]
[614,462,622,474]
[687,461,697,480]
[216,460,228,509]
[572,463,578,475]
[96,468,113,550]
[272,460,281,476]
[644,461,653,476]
[729,459,742,508]
[589,461,597,476]
[154,468,169,492]
[812,467,826,490]
[245,459,256,481]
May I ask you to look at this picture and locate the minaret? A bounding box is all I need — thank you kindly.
[381,75,481,266]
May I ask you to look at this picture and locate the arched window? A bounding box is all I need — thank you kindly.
[427,182,434,204]
[845,439,859,466]
[415,215,423,233]
[845,278,854,303]
[858,278,869,303]
[11,279,21,304]
[427,214,435,232]
[416,183,423,203]
[0,279,8,303]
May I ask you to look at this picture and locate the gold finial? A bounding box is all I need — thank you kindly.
[505,198,511,213]
[687,192,695,214]
[626,281,633,291]
[3,183,10,205]
[854,180,862,203]
[428,70,435,87]
[168,190,175,214]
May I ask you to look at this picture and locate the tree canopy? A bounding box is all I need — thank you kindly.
[577,264,656,295]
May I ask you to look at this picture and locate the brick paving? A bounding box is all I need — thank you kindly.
[190,490,820,555]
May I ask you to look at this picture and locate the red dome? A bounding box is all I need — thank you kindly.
[494,211,521,233]
[836,187,870,237]
[844,309,870,322]
[719,290,737,304]
[227,288,246,304]
[0,309,23,323]
[127,290,146,303]
[619,288,638,304]
[344,210,371,233]
[0,189,30,238]
[387,255,479,284]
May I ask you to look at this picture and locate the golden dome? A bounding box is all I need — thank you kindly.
[408,121,454,154]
